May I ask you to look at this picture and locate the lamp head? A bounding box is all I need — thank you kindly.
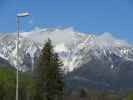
[17,12,30,17]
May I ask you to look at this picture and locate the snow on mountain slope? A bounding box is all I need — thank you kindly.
[0,27,132,73]
[0,34,41,71]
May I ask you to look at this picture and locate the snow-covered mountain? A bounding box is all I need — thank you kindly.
[0,27,132,73]
[0,27,133,89]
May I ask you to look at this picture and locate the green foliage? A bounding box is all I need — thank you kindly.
[65,89,122,100]
[0,82,5,100]
[0,67,35,100]
[35,39,64,100]
[124,92,133,100]
[0,67,16,100]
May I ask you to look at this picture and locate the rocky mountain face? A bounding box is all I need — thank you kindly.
[0,34,41,71]
[0,28,133,90]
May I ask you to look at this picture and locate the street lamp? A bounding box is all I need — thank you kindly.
[16,12,30,100]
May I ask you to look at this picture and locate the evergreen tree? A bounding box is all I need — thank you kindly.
[79,88,88,98]
[35,39,64,100]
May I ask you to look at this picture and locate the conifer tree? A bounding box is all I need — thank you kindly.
[35,39,64,100]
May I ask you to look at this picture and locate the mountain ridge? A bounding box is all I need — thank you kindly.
[0,28,132,72]
[0,28,133,89]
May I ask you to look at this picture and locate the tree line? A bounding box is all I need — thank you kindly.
[0,39,64,100]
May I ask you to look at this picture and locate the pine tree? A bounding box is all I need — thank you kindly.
[35,39,64,100]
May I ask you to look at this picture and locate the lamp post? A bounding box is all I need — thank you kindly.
[16,12,30,100]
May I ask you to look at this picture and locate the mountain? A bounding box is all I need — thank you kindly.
[0,27,133,90]
[0,34,41,71]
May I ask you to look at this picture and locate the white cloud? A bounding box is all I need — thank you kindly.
[95,32,130,48]
[20,27,77,45]
[20,27,131,48]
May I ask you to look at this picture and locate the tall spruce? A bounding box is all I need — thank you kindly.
[35,39,64,100]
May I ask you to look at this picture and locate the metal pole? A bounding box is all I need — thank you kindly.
[16,12,29,100]
[16,16,19,100]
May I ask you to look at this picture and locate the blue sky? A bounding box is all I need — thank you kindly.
[0,0,133,43]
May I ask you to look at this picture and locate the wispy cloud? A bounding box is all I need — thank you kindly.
[96,32,130,47]
[20,27,131,47]
[20,27,76,45]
